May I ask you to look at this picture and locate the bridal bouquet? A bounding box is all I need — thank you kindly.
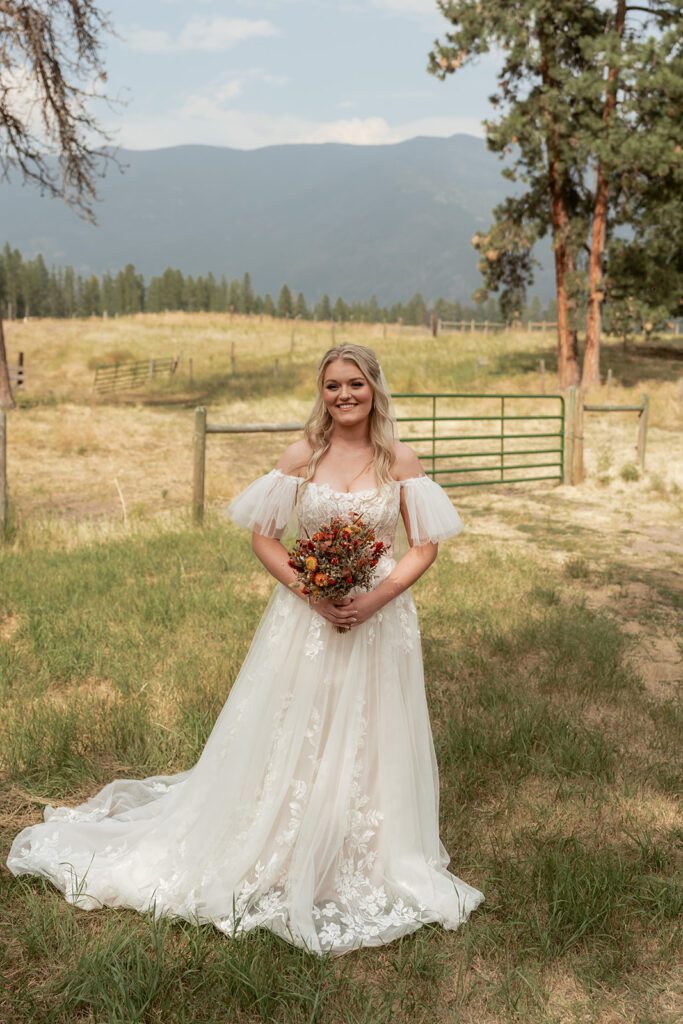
[287,513,385,633]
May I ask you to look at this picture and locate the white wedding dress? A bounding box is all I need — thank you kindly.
[7,471,484,955]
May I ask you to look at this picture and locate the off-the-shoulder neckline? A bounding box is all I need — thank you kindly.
[270,467,430,497]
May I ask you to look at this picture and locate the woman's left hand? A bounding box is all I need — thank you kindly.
[336,591,380,628]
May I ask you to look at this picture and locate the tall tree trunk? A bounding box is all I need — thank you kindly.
[0,314,16,411]
[583,164,609,389]
[554,226,581,389]
[540,33,580,389]
[582,0,626,390]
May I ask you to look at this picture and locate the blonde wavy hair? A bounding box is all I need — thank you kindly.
[301,344,397,487]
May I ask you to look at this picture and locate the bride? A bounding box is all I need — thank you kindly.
[7,343,484,955]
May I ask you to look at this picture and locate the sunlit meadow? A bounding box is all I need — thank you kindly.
[1,313,681,1024]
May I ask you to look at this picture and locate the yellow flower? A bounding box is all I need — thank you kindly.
[305,555,318,571]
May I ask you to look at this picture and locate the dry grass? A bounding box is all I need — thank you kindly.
[1,313,681,1024]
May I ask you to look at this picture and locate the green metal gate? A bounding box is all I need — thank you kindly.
[392,392,565,488]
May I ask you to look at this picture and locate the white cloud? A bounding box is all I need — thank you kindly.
[176,68,287,114]
[128,17,278,54]
[216,80,243,101]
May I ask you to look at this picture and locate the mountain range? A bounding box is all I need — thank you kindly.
[0,134,554,304]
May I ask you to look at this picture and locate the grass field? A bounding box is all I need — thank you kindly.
[0,314,681,1023]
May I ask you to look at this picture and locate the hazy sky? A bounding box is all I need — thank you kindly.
[102,0,500,150]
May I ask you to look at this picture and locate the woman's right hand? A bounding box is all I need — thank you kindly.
[312,596,357,629]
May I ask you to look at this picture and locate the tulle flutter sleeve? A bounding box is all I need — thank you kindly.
[225,469,300,538]
[400,475,464,545]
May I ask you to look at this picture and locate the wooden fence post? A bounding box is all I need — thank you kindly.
[0,410,7,534]
[193,406,207,525]
[572,388,585,484]
[637,393,649,470]
[565,386,576,484]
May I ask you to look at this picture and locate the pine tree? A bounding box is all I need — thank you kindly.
[218,274,229,312]
[115,264,144,314]
[295,291,309,319]
[242,272,255,315]
[315,294,332,320]
[405,292,427,326]
[430,0,683,388]
[228,278,242,314]
[101,272,116,315]
[277,284,294,318]
[333,297,348,322]
[83,275,102,316]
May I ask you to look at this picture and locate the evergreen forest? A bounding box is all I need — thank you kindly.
[0,243,558,327]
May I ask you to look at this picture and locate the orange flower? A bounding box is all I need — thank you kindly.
[314,572,330,586]
[305,555,318,571]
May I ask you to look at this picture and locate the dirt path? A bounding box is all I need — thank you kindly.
[453,421,682,701]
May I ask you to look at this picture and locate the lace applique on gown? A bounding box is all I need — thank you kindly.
[6,470,484,956]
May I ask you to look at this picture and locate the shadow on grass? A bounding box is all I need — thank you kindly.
[482,335,683,389]
[93,361,317,410]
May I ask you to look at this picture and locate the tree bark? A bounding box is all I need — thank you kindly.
[540,34,581,389]
[582,0,627,390]
[0,315,16,411]
[551,194,581,389]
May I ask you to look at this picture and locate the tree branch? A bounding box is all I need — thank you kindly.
[625,5,676,15]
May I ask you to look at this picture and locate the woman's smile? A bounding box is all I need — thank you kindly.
[323,358,373,425]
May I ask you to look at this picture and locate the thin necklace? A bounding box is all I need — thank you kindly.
[345,456,375,489]
[326,444,375,489]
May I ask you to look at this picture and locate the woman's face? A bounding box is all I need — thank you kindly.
[322,358,374,429]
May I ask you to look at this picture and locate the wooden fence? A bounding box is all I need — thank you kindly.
[527,321,559,331]
[437,320,559,334]
[438,319,507,334]
[192,394,566,523]
[193,388,650,519]
[564,387,649,484]
[93,355,180,394]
